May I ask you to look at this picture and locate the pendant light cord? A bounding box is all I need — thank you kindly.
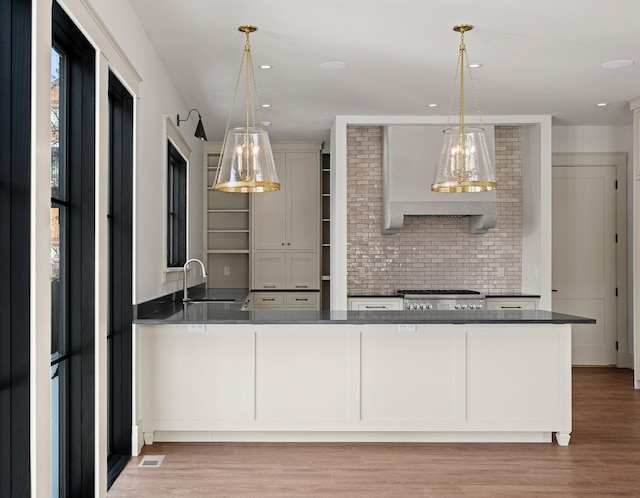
[214,26,267,185]
[445,26,485,130]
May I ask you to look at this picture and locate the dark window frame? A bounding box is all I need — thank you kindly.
[52,3,96,496]
[0,0,32,495]
[167,140,187,267]
[107,70,134,488]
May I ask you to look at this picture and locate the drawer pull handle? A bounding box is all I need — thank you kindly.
[365,305,387,309]
[501,306,522,309]
[263,285,276,288]
[295,298,308,302]
[295,285,308,288]
[262,298,276,302]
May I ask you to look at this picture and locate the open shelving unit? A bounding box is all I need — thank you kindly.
[204,147,250,288]
[321,153,331,310]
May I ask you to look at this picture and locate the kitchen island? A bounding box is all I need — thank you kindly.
[133,303,594,453]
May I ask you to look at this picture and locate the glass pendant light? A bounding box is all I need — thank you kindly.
[432,24,496,193]
[213,25,280,193]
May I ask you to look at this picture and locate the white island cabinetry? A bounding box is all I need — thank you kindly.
[137,322,572,449]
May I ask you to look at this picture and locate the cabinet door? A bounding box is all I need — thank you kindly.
[287,152,318,250]
[252,152,286,250]
[286,252,319,290]
[252,252,285,289]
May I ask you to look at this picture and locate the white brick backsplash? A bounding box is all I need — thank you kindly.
[347,125,522,294]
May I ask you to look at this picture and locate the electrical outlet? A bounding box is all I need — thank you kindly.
[398,324,416,333]
[223,266,231,276]
[188,323,205,332]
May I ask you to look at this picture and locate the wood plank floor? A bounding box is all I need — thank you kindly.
[108,368,640,497]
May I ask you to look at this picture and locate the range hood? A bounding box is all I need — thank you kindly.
[382,125,497,234]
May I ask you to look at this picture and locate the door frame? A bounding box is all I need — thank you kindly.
[552,153,629,367]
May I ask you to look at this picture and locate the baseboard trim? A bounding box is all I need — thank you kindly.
[617,351,634,369]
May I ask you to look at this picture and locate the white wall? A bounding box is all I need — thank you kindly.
[552,125,632,154]
[88,0,206,304]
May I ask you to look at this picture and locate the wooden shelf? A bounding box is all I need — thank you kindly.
[207,209,249,213]
[206,249,250,254]
[204,146,251,288]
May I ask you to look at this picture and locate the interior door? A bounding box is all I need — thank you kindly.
[552,166,616,365]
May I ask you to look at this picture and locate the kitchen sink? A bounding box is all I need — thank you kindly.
[184,299,236,304]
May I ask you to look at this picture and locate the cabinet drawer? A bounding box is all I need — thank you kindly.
[285,293,319,306]
[252,293,285,306]
[348,298,403,311]
[485,299,538,310]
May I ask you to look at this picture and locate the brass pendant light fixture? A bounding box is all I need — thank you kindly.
[432,24,496,193]
[213,25,280,193]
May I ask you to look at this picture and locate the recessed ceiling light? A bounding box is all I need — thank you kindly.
[601,59,634,69]
[596,102,608,107]
[261,104,271,108]
[319,61,348,71]
[427,103,438,108]
[259,65,272,69]
[468,63,482,68]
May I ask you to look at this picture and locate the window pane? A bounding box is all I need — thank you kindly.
[51,47,65,200]
[167,142,187,267]
[51,45,68,496]
[51,47,67,357]
[50,205,66,355]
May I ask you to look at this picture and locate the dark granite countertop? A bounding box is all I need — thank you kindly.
[134,304,595,325]
[347,294,403,298]
[484,294,541,298]
[134,287,249,319]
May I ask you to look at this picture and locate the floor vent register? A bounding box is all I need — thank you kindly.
[138,455,165,468]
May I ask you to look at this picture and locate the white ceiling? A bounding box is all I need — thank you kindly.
[129,0,640,142]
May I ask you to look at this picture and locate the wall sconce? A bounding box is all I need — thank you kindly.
[176,108,208,141]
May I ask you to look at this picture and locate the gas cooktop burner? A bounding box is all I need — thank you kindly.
[397,289,480,296]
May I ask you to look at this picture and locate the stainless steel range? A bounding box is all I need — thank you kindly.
[397,289,485,311]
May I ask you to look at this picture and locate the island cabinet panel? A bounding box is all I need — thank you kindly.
[254,327,358,423]
[140,325,255,427]
[360,329,460,421]
[136,323,573,449]
[466,327,565,423]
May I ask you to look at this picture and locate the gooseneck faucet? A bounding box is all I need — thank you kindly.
[183,258,207,302]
